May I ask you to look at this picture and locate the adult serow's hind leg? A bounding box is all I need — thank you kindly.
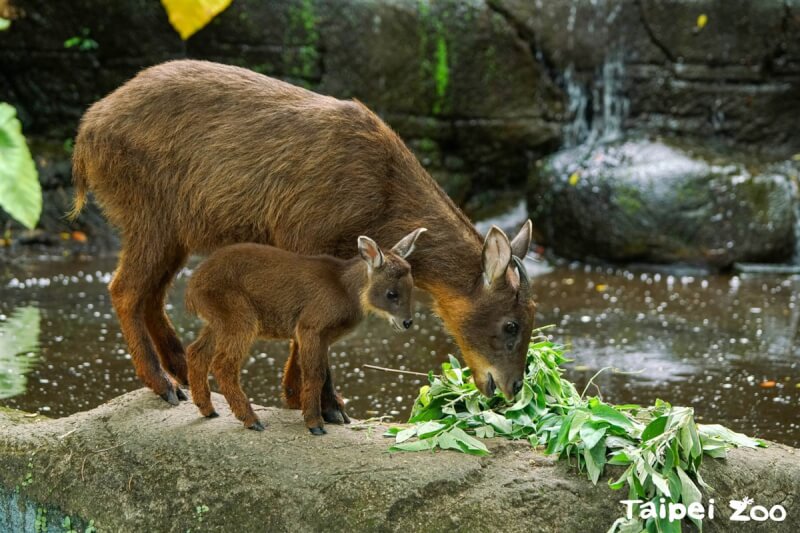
[144,245,189,389]
[283,344,349,424]
[321,366,350,424]
[109,241,183,404]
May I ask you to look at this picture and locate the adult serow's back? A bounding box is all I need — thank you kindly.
[71,60,535,414]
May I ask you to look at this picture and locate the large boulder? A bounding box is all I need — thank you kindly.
[528,138,798,267]
[1,389,799,531]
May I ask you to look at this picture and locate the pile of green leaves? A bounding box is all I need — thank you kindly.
[387,330,766,532]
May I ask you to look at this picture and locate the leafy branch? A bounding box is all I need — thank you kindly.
[388,329,766,532]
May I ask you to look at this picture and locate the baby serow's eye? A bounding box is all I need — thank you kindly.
[387,290,398,301]
[504,321,519,335]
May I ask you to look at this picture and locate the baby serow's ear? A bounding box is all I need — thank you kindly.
[358,235,385,271]
[390,228,427,259]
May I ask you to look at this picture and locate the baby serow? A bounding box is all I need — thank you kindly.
[185,229,426,435]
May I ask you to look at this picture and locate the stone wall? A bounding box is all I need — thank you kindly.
[1,0,798,261]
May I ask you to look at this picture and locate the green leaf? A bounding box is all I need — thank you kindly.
[698,424,766,448]
[580,420,608,450]
[416,421,446,439]
[0,17,10,31]
[676,466,703,529]
[608,451,632,466]
[483,411,513,435]
[583,437,606,485]
[390,438,437,452]
[641,416,667,442]
[589,402,634,431]
[448,427,490,456]
[505,381,534,411]
[0,103,41,229]
[394,426,417,443]
[649,471,671,498]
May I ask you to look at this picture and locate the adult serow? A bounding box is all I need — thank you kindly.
[185,229,424,434]
[70,60,536,418]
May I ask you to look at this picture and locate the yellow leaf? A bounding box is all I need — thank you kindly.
[595,284,608,292]
[696,14,708,29]
[161,0,233,40]
[568,172,580,186]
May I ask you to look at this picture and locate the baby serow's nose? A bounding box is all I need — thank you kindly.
[512,380,523,395]
[402,319,413,329]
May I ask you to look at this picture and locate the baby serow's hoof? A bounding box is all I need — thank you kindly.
[309,426,327,436]
[248,420,266,432]
[205,411,220,419]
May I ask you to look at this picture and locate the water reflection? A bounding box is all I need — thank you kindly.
[0,256,797,446]
[0,306,41,400]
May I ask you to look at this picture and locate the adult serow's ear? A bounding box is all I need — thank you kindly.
[510,219,533,259]
[358,236,385,271]
[391,228,427,259]
[482,226,512,287]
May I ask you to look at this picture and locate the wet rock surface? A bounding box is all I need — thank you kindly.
[1,389,799,532]
[528,138,799,267]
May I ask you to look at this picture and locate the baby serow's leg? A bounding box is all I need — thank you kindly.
[296,330,328,435]
[210,331,263,431]
[186,327,218,418]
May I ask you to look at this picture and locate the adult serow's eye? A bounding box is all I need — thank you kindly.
[505,321,519,335]
[387,290,398,301]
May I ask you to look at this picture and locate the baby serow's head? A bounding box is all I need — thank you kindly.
[358,228,426,331]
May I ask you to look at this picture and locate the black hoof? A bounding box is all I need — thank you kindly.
[176,388,189,402]
[159,388,180,406]
[322,410,344,424]
[341,411,351,425]
[309,426,327,436]
[205,411,220,419]
[248,421,265,432]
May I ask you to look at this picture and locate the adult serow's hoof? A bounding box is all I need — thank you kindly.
[309,426,327,436]
[159,388,180,406]
[176,388,189,402]
[205,411,220,419]
[322,409,345,424]
[248,420,266,432]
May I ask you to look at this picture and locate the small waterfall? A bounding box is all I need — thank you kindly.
[562,47,629,148]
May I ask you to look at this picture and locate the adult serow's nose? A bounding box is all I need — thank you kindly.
[403,319,413,329]
[512,380,523,395]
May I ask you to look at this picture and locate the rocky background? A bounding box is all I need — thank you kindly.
[1,0,799,267]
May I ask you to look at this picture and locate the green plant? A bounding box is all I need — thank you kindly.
[0,21,42,230]
[64,28,98,51]
[389,329,766,532]
[0,104,41,231]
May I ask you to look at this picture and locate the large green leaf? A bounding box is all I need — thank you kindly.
[0,103,41,229]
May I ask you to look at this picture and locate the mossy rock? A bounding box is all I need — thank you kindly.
[528,137,798,267]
